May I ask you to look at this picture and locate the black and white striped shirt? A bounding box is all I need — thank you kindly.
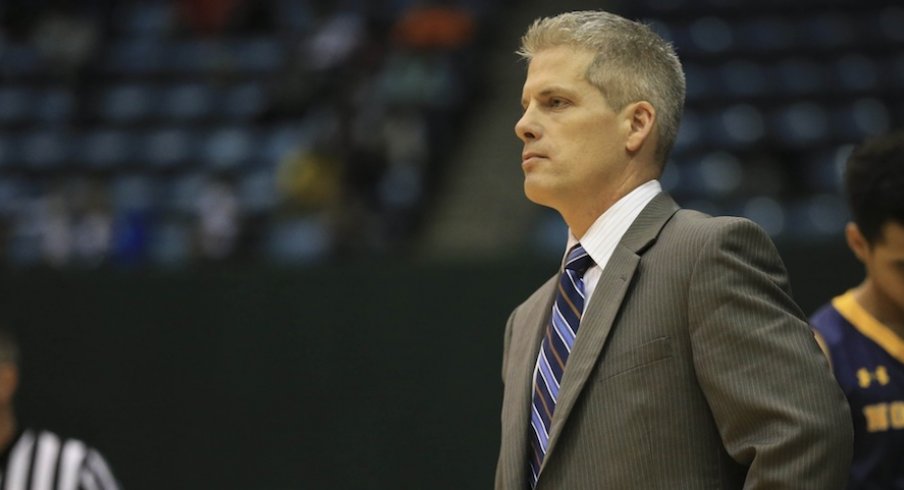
[0,429,120,490]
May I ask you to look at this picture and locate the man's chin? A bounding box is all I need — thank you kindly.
[523,181,555,208]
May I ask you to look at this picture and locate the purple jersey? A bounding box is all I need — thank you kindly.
[811,291,904,490]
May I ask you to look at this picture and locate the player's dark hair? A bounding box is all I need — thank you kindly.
[844,129,904,244]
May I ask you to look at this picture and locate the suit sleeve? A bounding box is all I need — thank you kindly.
[686,218,852,489]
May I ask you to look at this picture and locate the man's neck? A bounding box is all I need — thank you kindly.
[564,167,658,238]
[853,281,904,340]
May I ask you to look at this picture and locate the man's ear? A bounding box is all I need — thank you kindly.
[625,101,656,153]
[845,222,870,263]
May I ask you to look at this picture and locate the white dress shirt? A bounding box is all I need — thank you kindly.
[564,179,662,307]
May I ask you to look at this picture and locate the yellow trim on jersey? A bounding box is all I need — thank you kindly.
[833,291,904,365]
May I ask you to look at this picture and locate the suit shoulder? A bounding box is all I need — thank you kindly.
[663,210,774,252]
[671,209,767,234]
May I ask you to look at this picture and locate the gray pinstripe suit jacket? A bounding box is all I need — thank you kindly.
[495,192,853,489]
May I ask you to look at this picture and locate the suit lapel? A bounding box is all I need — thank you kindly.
[500,276,557,489]
[540,193,680,472]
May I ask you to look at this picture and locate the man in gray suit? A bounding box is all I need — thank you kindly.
[496,10,853,489]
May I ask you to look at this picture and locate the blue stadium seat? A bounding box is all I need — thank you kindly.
[220,82,266,121]
[719,60,768,97]
[672,108,702,154]
[741,154,786,196]
[0,134,17,168]
[641,0,690,14]
[874,5,904,43]
[0,87,34,125]
[110,174,157,212]
[6,229,43,267]
[258,125,309,165]
[735,16,795,53]
[273,0,317,34]
[786,195,849,240]
[798,12,856,50]
[149,218,192,267]
[265,217,332,264]
[888,53,904,89]
[166,40,223,74]
[159,83,214,122]
[740,196,786,237]
[143,128,196,169]
[830,98,890,141]
[80,128,136,169]
[832,54,880,93]
[162,173,205,214]
[100,83,159,123]
[0,44,43,78]
[230,38,285,73]
[0,177,29,215]
[35,88,75,124]
[771,58,828,97]
[692,151,744,197]
[772,102,830,146]
[682,62,713,102]
[21,130,69,168]
[112,1,174,38]
[804,145,851,194]
[103,38,165,75]
[716,104,766,146]
[687,16,734,55]
[202,127,254,170]
[238,169,278,214]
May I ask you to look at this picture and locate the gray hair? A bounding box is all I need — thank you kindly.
[518,11,686,166]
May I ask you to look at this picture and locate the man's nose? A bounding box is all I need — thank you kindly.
[515,107,540,142]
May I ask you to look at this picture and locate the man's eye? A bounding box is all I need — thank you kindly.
[549,98,567,108]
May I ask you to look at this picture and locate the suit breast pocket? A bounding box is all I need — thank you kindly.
[597,336,673,382]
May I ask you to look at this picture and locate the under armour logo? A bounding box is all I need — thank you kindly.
[857,366,890,388]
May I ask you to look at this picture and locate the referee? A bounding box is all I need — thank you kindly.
[0,328,120,489]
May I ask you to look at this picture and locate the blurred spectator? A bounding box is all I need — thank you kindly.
[0,0,495,268]
[306,11,365,71]
[70,180,113,267]
[195,177,240,261]
[36,188,72,267]
[31,7,98,80]
[178,0,244,36]
[391,0,475,51]
[111,209,151,268]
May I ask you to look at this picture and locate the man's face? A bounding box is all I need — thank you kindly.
[515,46,628,217]
[859,221,904,316]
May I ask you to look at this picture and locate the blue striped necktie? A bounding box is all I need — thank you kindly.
[528,244,595,488]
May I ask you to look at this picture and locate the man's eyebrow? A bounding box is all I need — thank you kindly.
[539,86,574,96]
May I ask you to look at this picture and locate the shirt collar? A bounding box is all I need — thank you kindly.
[564,180,662,269]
